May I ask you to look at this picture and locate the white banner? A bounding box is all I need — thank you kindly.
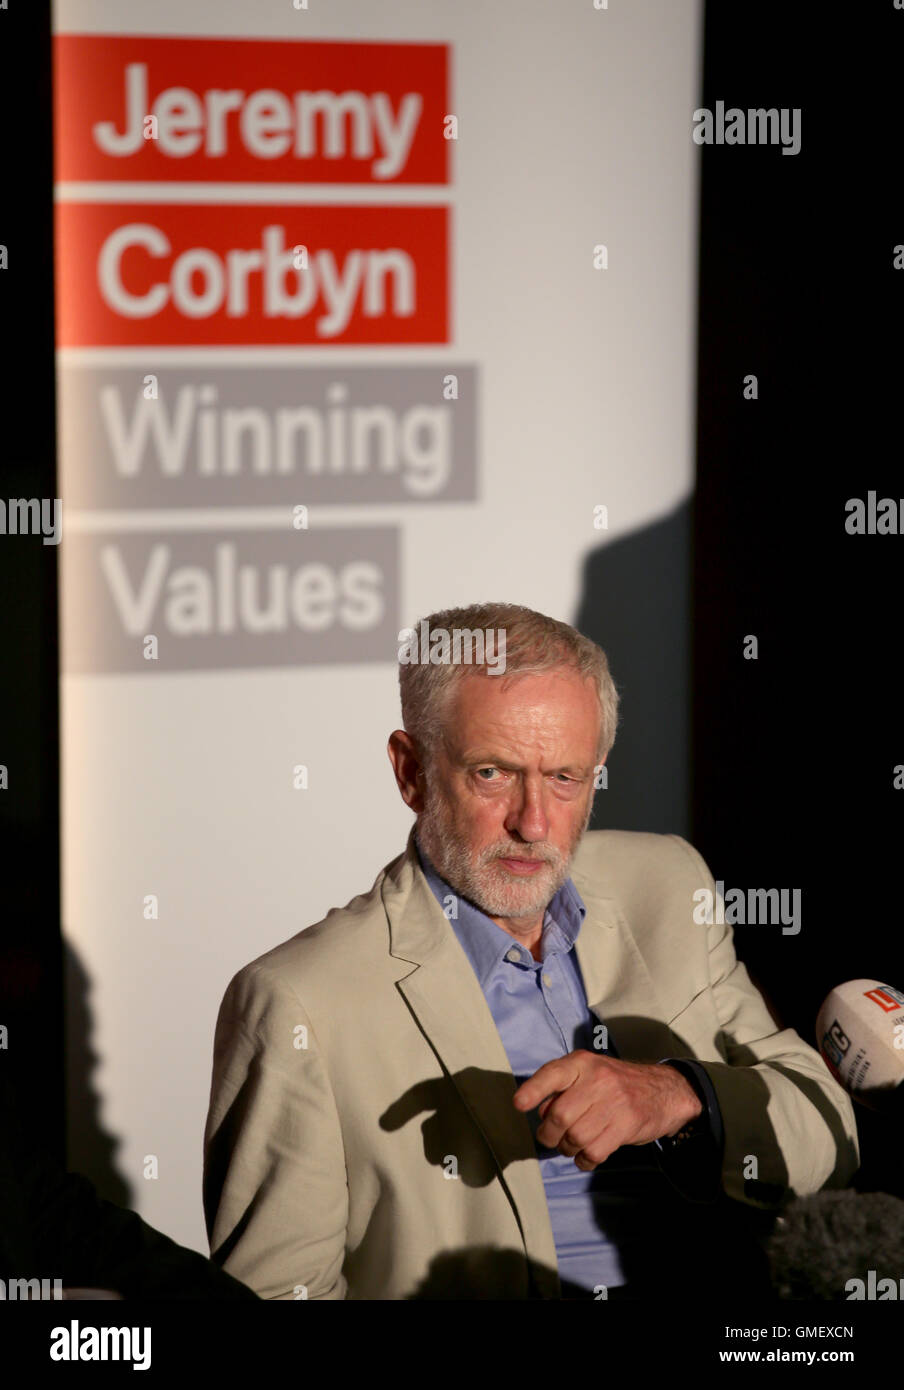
[54,0,703,1251]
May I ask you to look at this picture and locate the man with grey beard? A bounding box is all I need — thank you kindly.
[203,602,859,1301]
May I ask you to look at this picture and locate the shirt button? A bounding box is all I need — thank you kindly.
[505,946,522,964]
[542,973,552,988]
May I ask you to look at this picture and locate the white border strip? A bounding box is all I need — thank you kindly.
[55,182,453,205]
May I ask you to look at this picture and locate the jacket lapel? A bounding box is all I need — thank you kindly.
[381,828,560,1294]
[571,873,682,1062]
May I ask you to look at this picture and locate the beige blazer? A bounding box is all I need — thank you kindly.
[202,827,859,1300]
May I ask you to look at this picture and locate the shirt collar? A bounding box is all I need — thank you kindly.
[414,828,586,989]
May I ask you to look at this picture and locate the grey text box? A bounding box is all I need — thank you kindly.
[61,526,400,674]
[58,365,477,509]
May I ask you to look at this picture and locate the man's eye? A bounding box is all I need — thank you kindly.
[476,768,498,779]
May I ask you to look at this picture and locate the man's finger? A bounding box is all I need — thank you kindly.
[512,1055,584,1110]
[537,1093,558,1121]
[537,1094,599,1151]
[570,1118,623,1170]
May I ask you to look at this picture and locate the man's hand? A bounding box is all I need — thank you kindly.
[512,1051,703,1171]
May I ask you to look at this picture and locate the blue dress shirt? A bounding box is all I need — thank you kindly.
[414,832,725,1295]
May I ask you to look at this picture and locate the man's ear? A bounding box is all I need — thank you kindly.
[387,729,426,813]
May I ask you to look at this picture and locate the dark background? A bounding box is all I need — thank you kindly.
[690,3,903,1199]
[0,1,900,1207]
[0,0,62,1161]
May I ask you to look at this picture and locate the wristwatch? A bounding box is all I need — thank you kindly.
[654,1058,724,1202]
[661,1060,711,1143]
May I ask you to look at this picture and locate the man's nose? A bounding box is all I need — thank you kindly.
[504,779,549,843]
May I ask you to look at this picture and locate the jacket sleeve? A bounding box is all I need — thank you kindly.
[203,962,349,1300]
[667,834,860,1208]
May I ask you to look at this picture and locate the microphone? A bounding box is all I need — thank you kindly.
[763,981,904,1300]
[766,1189,904,1300]
[816,979,904,1113]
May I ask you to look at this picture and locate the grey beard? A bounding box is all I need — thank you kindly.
[416,788,591,920]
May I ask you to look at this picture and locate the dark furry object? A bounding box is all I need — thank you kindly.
[767,1189,904,1300]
